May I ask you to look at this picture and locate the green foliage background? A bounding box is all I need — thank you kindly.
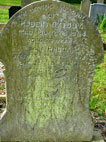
[90,53,106,116]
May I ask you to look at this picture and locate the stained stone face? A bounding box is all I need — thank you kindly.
[21,0,34,7]
[80,0,91,16]
[0,24,6,32]
[0,1,104,142]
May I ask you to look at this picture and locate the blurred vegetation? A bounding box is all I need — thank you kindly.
[97,15,106,32]
[0,8,9,23]
[0,0,21,6]
[90,53,106,116]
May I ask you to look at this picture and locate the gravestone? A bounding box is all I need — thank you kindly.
[0,24,6,32]
[0,0,104,142]
[0,24,6,41]
[97,0,104,3]
[21,0,34,7]
[89,3,106,24]
[9,6,21,19]
[80,0,91,16]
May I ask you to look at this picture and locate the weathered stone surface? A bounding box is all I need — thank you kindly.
[80,0,91,16]
[0,24,6,32]
[89,3,106,24]
[21,0,34,7]
[0,24,6,39]
[0,1,104,141]
[97,0,104,3]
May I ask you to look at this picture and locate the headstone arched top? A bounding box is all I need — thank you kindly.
[21,0,34,7]
[80,0,91,16]
[0,1,104,142]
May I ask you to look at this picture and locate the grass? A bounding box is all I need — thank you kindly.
[90,52,106,116]
[0,9,9,23]
[90,30,106,117]
[0,0,21,6]
[100,32,106,43]
[71,3,80,9]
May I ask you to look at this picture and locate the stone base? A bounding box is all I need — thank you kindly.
[92,130,104,142]
[0,130,104,142]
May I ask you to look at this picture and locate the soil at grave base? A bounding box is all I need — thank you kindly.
[94,122,106,142]
[0,5,11,9]
[91,112,106,141]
